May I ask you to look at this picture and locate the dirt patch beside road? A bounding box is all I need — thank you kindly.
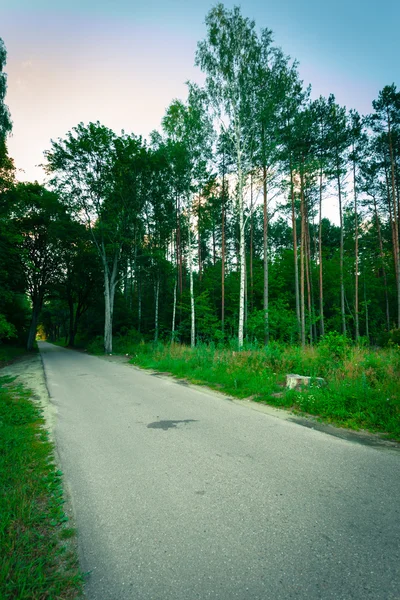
[1,352,56,437]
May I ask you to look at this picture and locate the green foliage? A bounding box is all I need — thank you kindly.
[318,331,350,362]
[246,301,299,344]
[0,345,26,368]
[86,335,105,355]
[383,328,400,348]
[0,313,16,341]
[0,378,83,598]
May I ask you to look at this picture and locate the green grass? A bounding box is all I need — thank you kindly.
[122,340,400,441]
[0,376,83,599]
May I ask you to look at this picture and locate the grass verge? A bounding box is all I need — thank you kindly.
[122,339,400,441]
[0,376,83,599]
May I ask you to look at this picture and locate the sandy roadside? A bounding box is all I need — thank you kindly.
[1,351,56,437]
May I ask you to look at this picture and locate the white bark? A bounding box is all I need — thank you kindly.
[188,202,196,348]
[138,273,142,333]
[154,276,160,344]
[235,115,246,350]
[263,166,269,345]
[103,248,119,354]
[104,268,112,354]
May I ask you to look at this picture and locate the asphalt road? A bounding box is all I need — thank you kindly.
[39,341,400,600]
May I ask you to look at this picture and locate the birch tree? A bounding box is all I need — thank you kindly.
[196,4,260,348]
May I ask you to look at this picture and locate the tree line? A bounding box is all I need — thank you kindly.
[1,4,400,353]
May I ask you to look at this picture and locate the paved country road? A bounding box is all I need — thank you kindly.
[39,341,400,600]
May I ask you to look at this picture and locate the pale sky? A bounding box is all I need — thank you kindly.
[2,0,399,184]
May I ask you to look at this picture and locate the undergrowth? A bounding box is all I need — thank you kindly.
[0,345,27,368]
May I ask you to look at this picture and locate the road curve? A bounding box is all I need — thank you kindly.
[39,341,400,600]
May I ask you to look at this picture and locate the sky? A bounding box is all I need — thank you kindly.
[2,0,400,185]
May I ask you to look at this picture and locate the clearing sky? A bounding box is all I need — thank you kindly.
[2,0,400,183]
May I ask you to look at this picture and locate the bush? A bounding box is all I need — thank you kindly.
[0,313,17,342]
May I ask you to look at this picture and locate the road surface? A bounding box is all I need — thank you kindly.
[39,342,400,600]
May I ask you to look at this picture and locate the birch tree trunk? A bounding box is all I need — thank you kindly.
[103,249,119,354]
[154,276,160,344]
[198,194,202,282]
[353,152,360,342]
[188,202,196,348]
[318,169,325,337]
[300,169,306,346]
[104,267,112,354]
[221,182,225,336]
[263,164,269,345]
[137,267,142,333]
[250,174,254,313]
[235,115,246,350]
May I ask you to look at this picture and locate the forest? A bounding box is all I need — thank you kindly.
[1,5,400,359]
[1,8,399,599]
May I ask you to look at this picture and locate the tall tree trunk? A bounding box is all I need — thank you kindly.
[198,194,202,282]
[212,222,216,266]
[372,194,390,330]
[250,173,254,313]
[70,311,80,348]
[154,275,159,344]
[353,151,360,342]
[290,159,301,340]
[235,115,246,350]
[364,277,369,339]
[123,257,129,302]
[263,164,269,345]
[221,178,225,336]
[104,268,112,354]
[103,250,118,354]
[300,168,306,346]
[337,168,346,335]
[188,203,195,348]
[304,195,313,344]
[27,300,41,351]
[385,163,398,288]
[388,114,400,327]
[129,257,134,311]
[68,298,75,347]
[171,277,177,341]
[318,169,325,337]
[137,266,142,333]
[177,194,183,296]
